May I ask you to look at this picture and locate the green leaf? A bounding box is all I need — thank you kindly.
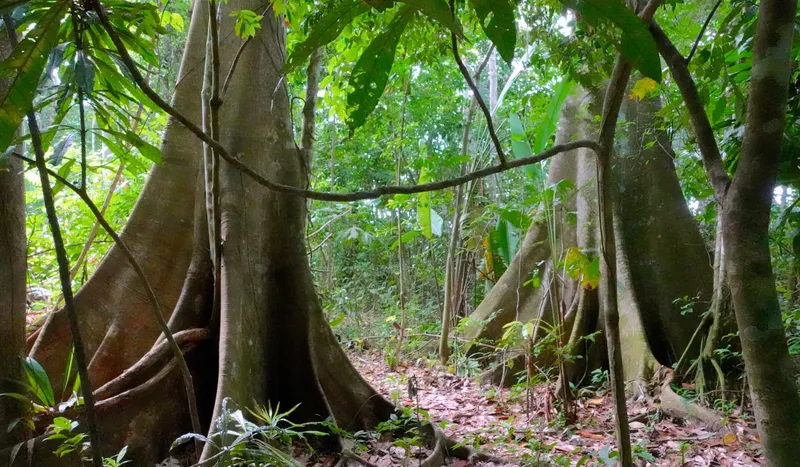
[75,50,95,97]
[563,246,600,289]
[231,9,264,39]
[52,158,75,196]
[468,0,517,64]
[0,0,69,152]
[711,96,727,124]
[286,0,370,71]
[401,229,422,242]
[329,314,345,328]
[509,113,533,160]
[401,0,463,37]
[486,229,507,279]
[99,128,162,165]
[346,5,414,130]
[564,0,661,82]
[49,134,73,166]
[93,132,148,173]
[417,166,433,238]
[492,219,517,266]
[22,357,55,407]
[534,78,574,153]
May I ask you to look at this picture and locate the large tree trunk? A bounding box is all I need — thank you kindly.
[466,87,713,388]
[722,0,800,463]
[3,1,392,464]
[0,32,27,447]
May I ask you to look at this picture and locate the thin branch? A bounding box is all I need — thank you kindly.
[14,152,204,446]
[307,208,352,238]
[686,0,723,65]
[96,2,604,203]
[473,44,494,82]
[206,0,223,356]
[309,232,333,254]
[592,3,664,465]
[5,14,102,466]
[69,3,89,190]
[776,195,800,233]
[649,20,730,202]
[221,37,251,97]
[450,26,507,166]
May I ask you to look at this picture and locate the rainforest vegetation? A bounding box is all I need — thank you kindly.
[1,0,800,465]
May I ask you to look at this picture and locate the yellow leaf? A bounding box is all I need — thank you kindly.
[722,433,737,445]
[630,78,658,100]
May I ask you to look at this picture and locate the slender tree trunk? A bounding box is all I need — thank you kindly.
[0,31,26,447]
[440,95,478,364]
[488,51,497,113]
[302,48,323,169]
[327,119,337,290]
[393,77,411,367]
[722,1,800,463]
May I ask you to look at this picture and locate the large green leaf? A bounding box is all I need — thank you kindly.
[563,0,661,82]
[401,0,463,37]
[417,166,433,238]
[468,0,516,64]
[347,5,414,130]
[74,50,95,97]
[98,128,162,165]
[22,357,55,407]
[534,78,574,153]
[0,0,69,152]
[286,0,370,71]
[492,218,518,266]
[509,113,533,160]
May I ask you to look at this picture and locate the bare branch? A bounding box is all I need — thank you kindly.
[221,37,251,98]
[449,0,506,166]
[687,0,723,64]
[450,34,507,166]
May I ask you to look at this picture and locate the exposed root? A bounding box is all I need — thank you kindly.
[658,369,722,431]
[420,424,447,467]
[419,423,513,466]
[94,328,209,400]
[96,358,182,413]
[335,449,378,467]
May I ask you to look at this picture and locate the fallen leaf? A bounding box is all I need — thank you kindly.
[722,433,737,445]
[578,431,605,440]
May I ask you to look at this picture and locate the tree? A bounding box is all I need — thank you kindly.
[465,86,714,391]
[0,27,26,448]
[3,1,393,464]
[649,0,800,462]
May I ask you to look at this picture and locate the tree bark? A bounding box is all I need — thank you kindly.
[0,30,26,447]
[721,0,800,464]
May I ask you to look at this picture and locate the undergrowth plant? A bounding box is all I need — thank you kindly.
[171,398,324,467]
[0,354,81,434]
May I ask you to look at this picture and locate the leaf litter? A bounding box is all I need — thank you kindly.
[340,349,764,466]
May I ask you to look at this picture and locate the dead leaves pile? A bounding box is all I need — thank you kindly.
[348,350,764,466]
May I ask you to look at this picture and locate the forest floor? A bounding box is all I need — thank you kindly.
[339,349,763,466]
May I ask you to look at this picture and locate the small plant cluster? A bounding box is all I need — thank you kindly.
[171,398,325,466]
